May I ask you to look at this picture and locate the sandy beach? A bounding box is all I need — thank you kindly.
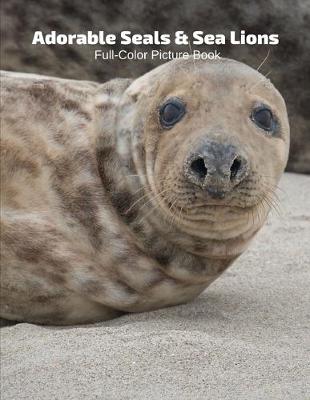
[1,172,309,400]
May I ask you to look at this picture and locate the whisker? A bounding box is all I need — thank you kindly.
[249,70,272,91]
[256,49,270,72]
[139,188,171,212]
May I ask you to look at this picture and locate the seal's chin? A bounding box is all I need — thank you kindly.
[154,183,271,242]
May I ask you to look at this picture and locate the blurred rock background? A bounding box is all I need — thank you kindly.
[1,0,309,173]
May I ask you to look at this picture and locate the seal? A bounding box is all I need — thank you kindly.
[0,58,290,325]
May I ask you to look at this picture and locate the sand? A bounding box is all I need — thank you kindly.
[1,172,309,400]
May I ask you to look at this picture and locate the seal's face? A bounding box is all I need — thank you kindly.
[118,58,289,251]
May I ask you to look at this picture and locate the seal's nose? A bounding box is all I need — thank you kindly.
[184,140,249,198]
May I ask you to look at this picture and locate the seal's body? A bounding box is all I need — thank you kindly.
[0,59,290,324]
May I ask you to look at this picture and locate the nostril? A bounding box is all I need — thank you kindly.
[230,157,242,180]
[190,157,208,179]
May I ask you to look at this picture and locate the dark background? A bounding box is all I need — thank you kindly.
[1,0,309,173]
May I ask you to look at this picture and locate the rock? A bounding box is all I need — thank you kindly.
[1,0,309,172]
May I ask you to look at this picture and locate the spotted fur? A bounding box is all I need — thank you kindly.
[0,58,289,324]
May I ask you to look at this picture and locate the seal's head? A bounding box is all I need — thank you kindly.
[111,58,290,257]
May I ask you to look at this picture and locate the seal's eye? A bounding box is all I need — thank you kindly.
[251,107,276,133]
[159,98,185,128]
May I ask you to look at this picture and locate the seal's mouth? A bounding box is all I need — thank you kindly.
[156,174,259,212]
[149,170,280,241]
